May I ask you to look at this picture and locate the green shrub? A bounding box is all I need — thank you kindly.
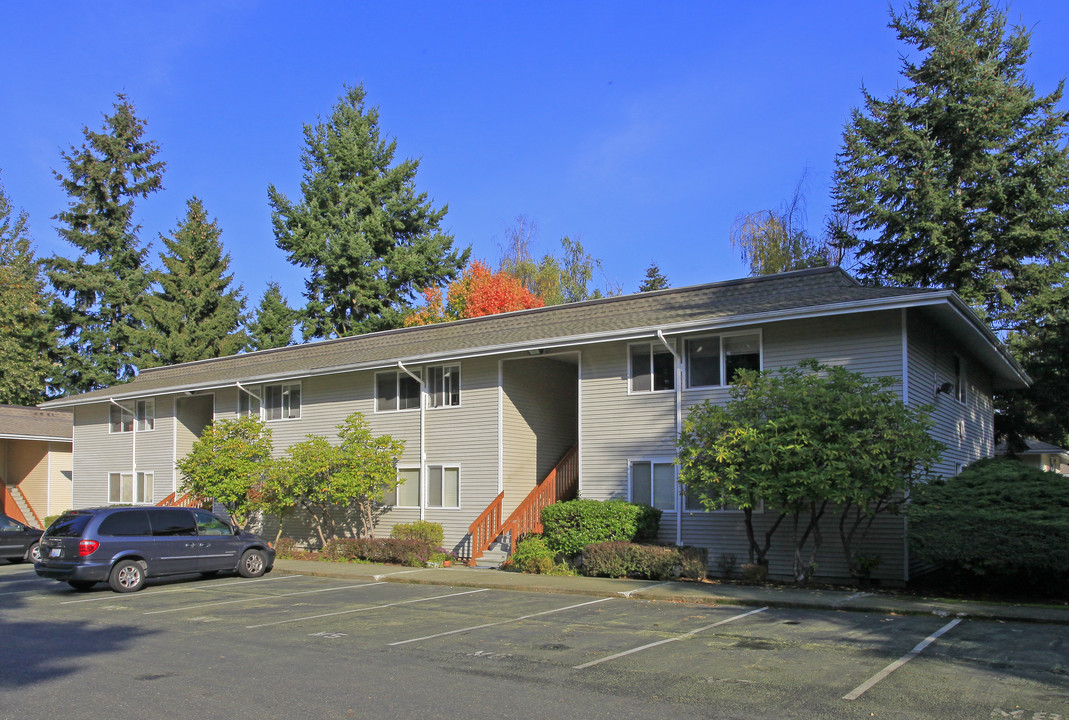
[274,537,299,558]
[908,458,1069,593]
[582,542,706,581]
[540,499,662,556]
[322,537,433,567]
[503,535,556,574]
[391,521,444,548]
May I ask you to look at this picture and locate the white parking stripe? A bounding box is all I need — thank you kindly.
[842,618,962,700]
[144,581,386,614]
[573,606,768,669]
[389,596,615,646]
[60,573,299,604]
[247,588,489,629]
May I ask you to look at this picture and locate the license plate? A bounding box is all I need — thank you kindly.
[49,548,61,558]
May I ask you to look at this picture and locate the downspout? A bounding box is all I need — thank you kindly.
[235,381,264,407]
[655,330,683,547]
[901,308,910,584]
[110,398,136,502]
[397,361,426,522]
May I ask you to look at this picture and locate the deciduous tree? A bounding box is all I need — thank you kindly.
[269,84,468,339]
[498,217,619,304]
[405,260,544,326]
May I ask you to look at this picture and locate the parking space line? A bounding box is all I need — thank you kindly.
[60,573,299,604]
[144,581,386,614]
[573,606,769,670]
[388,596,614,646]
[373,569,428,580]
[247,588,489,629]
[619,582,670,598]
[842,618,962,700]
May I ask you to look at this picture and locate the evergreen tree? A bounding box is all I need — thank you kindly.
[0,175,57,404]
[247,282,297,351]
[831,0,1069,332]
[46,94,165,393]
[269,84,468,339]
[139,197,246,368]
[638,262,670,292]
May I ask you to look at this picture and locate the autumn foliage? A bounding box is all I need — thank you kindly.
[405,260,544,326]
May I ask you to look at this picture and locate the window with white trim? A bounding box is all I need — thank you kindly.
[264,382,300,420]
[108,471,152,504]
[428,365,460,408]
[238,387,261,418]
[427,465,460,508]
[630,460,676,511]
[384,467,420,507]
[376,371,421,412]
[685,332,761,388]
[110,405,134,434]
[630,343,674,393]
[954,355,967,404]
[136,399,154,432]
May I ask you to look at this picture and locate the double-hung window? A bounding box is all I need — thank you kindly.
[376,371,421,412]
[954,355,967,404]
[428,365,460,408]
[685,332,761,388]
[630,343,675,393]
[238,387,261,418]
[110,405,134,434]
[136,400,154,431]
[427,465,460,508]
[264,383,300,420]
[109,471,152,504]
[110,401,154,433]
[630,460,676,511]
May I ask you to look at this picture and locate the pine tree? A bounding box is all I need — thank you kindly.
[46,94,165,393]
[0,175,57,404]
[247,282,297,351]
[269,84,469,339]
[831,0,1069,332]
[638,262,670,292]
[139,197,246,368]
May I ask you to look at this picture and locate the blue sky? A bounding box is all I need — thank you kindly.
[2,1,1067,310]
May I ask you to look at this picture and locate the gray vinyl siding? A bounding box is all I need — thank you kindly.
[72,403,125,508]
[501,356,578,516]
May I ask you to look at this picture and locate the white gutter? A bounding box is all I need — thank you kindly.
[655,330,683,548]
[397,361,426,522]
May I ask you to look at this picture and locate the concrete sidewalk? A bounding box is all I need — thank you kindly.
[273,558,1069,625]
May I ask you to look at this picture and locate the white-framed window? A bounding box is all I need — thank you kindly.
[630,460,677,511]
[426,465,460,508]
[954,355,967,404]
[384,467,421,508]
[685,331,761,388]
[376,371,421,412]
[136,399,155,432]
[238,387,261,418]
[264,382,300,421]
[428,365,460,408]
[109,405,134,434]
[108,471,152,504]
[629,343,674,393]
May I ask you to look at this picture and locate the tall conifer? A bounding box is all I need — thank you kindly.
[247,282,297,351]
[47,94,165,393]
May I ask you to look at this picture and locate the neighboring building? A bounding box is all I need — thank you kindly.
[0,405,74,527]
[39,268,1029,583]
[995,438,1069,476]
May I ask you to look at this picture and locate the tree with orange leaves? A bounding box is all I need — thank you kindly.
[405,260,544,326]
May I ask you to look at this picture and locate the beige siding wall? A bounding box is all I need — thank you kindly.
[502,356,578,516]
[48,441,73,516]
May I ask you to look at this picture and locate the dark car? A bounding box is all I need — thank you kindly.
[35,506,274,592]
[0,513,43,563]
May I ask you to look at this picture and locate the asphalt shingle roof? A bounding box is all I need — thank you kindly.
[0,405,73,440]
[44,267,946,405]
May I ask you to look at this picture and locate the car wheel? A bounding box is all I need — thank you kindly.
[27,543,42,563]
[68,580,96,592]
[238,549,266,578]
[109,560,146,593]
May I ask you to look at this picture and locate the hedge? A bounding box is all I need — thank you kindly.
[540,499,661,556]
[582,541,707,581]
[321,537,435,567]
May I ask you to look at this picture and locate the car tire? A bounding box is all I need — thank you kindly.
[68,580,96,592]
[109,559,146,593]
[26,542,41,563]
[238,549,266,578]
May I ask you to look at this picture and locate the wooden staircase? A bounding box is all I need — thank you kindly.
[157,491,209,509]
[467,446,578,566]
[3,485,42,528]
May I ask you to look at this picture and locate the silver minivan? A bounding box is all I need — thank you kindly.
[35,506,275,592]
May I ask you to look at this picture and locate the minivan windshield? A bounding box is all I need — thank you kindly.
[45,513,92,538]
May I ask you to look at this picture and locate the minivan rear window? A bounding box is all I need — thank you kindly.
[98,510,152,537]
[45,513,92,538]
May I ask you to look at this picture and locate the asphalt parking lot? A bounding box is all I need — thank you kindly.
[1,561,1066,720]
